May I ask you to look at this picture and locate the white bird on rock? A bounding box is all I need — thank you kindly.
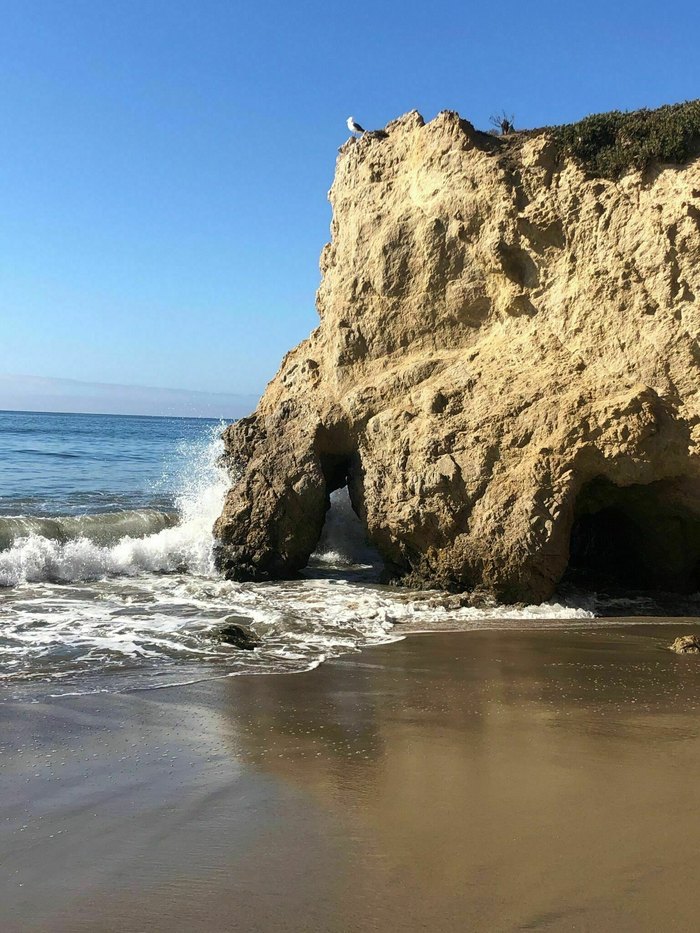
[347,116,366,137]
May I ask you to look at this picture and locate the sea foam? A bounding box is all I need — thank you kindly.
[0,427,229,587]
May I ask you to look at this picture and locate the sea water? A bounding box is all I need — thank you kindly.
[0,409,595,700]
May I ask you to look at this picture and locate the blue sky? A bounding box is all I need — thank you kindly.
[0,0,698,414]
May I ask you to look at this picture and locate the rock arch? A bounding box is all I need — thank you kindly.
[214,417,374,581]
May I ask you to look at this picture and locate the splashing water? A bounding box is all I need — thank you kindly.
[0,426,229,587]
[0,413,601,699]
[312,488,382,569]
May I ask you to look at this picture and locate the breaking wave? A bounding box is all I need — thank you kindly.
[0,429,229,587]
[0,510,178,551]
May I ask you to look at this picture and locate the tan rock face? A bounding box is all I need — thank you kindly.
[214,110,700,602]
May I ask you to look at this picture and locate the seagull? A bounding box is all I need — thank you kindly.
[347,116,366,137]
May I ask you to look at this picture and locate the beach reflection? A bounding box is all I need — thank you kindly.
[221,626,700,930]
[4,626,700,932]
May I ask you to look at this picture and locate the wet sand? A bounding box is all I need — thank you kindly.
[2,622,700,931]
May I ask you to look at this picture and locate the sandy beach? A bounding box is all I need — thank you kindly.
[3,623,700,932]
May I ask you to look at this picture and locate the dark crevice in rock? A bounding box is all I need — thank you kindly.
[563,477,700,593]
[318,452,352,495]
[566,507,651,590]
[496,241,539,288]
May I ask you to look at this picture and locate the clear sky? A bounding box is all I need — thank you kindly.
[1,0,698,414]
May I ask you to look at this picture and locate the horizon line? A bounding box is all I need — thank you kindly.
[0,373,260,419]
[0,371,261,400]
[0,407,236,421]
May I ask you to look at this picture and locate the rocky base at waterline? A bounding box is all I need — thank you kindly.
[215,103,700,602]
[669,635,700,654]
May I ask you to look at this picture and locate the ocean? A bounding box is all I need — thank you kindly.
[0,409,596,700]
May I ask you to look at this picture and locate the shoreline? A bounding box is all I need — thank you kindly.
[6,610,700,706]
[3,623,700,931]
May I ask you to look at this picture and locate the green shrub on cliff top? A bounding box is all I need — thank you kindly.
[550,99,700,179]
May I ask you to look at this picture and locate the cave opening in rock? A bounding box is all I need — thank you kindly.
[312,451,383,573]
[563,477,700,593]
[566,506,650,590]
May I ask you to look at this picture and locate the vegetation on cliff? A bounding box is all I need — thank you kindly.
[548,99,700,179]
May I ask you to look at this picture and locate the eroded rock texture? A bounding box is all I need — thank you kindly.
[215,110,700,601]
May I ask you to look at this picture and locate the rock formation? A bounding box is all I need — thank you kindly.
[215,108,700,602]
[669,635,700,654]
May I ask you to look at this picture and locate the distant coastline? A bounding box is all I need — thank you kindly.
[0,374,258,420]
[0,408,229,422]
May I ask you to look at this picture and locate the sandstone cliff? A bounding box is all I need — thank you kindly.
[214,107,700,602]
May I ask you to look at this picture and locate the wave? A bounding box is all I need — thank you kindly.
[0,428,229,587]
[0,509,179,551]
[12,449,83,459]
